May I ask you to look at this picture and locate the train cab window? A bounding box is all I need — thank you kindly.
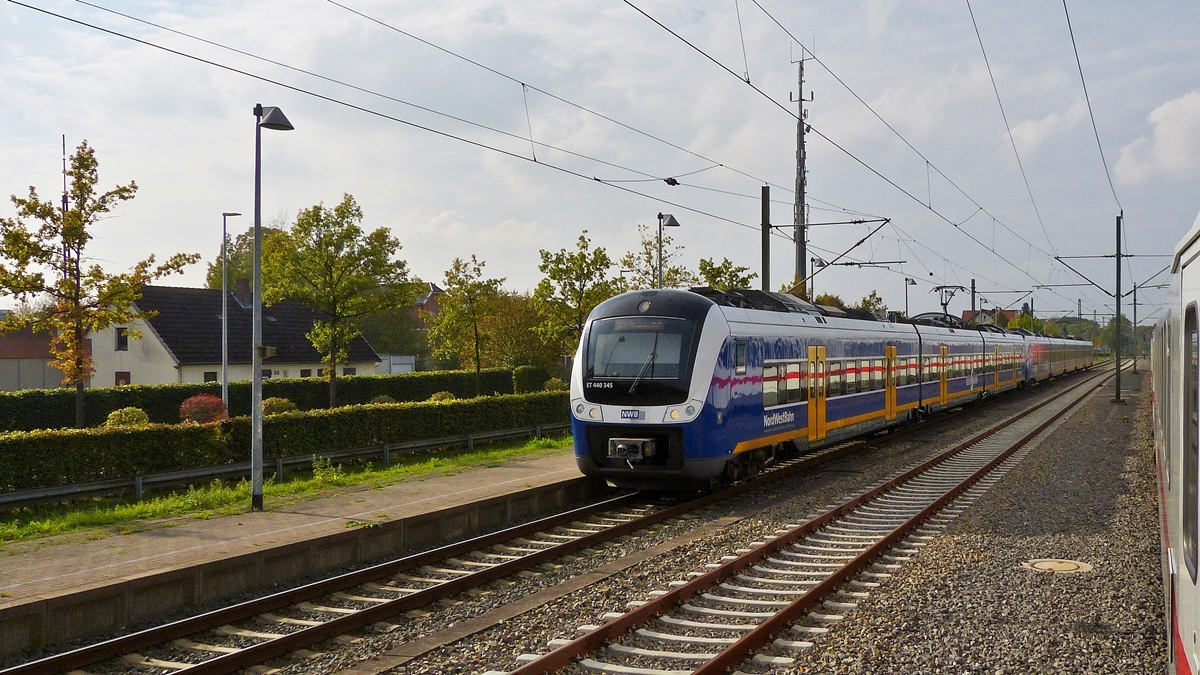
[828,361,843,397]
[787,362,806,403]
[762,364,780,407]
[1186,305,1199,582]
[735,340,747,376]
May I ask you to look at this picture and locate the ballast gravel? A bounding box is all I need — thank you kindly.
[780,371,1165,674]
[266,374,1107,675]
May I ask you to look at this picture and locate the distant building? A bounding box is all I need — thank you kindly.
[0,317,71,391]
[962,308,1019,326]
[410,282,444,329]
[89,282,380,387]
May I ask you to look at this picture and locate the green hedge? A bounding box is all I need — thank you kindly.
[0,391,569,491]
[0,368,513,432]
[513,365,551,394]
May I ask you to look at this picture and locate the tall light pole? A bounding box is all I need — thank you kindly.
[656,213,680,289]
[904,277,917,317]
[252,104,294,511]
[221,212,241,411]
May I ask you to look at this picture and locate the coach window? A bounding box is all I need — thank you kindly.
[763,364,780,407]
[828,361,843,397]
[786,362,806,403]
[872,359,884,390]
[1186,304,1199,582]
[735,340,747,376]
[845,360,857,394]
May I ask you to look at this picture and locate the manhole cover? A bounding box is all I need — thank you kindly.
[1021,558,1093,573]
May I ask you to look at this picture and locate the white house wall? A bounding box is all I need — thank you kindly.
[90,319,181,387]
[179,362,381,384]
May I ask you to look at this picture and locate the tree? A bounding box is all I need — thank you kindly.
[484,292,561,370]
[856,290,888,315]
[0,141,198,427]
[617,223,698,290]
[698,257,757,291]
[1100,314,1134,354]
[534,231,616,349]
[813,293,848,310]
[426,255,504,396]
[353,280,429,355]
[262,193,409,407]
[205,218,285,289]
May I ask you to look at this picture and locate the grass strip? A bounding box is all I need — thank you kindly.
[0,434,573,547]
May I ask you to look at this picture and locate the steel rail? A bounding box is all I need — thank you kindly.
[508,365,1115,675]
[3,368,1099,675]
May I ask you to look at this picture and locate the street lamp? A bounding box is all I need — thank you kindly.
[904,277,917,317]
[252,104,293,511]
[656,213,680,289]
[221,212,241,411]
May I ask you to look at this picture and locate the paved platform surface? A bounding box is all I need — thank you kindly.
[789,368,1166,673]
[0,450,580,612]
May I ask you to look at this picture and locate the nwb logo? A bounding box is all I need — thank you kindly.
[763,410,795,427]
[620,409,644,420]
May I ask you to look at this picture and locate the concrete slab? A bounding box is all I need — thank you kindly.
[0,449,589,658]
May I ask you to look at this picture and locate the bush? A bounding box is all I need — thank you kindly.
[105,407,149,427]
[180,394,228,424]
[513,365,551,394]
[543,377,568,391]
[0,391,569,491]
[428,391,456,402]
[369,394,397,404]
[262,397,297,415]
[0,368,516,432]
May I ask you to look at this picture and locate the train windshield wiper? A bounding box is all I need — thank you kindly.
[628,331,662,393]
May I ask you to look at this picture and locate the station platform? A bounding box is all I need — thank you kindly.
[0,448,589,659]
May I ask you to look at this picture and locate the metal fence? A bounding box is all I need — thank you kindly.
[0,422,572,509]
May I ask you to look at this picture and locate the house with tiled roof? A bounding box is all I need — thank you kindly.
[89,282,380,387]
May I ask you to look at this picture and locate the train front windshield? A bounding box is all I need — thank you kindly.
[584,316,696,406]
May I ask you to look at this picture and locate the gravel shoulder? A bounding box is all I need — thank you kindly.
[785,370,1165,674]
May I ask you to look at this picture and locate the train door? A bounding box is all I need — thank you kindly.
[885,345,898,420]
[939,345,949,405]
[807,345,827,442]
[1011,347,1019,385]
[992,346,1001,390]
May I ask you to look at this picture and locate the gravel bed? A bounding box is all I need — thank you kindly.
[277,374,1098,675]
[776,371,1164,674]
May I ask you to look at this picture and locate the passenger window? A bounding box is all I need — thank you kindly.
[735,341,747,375]
[873,359,884,390]
[1186,305,1199,582]
[787,362,806,403]
[762,364,779,407]
[828,361,842,397]
[845,360,857,393]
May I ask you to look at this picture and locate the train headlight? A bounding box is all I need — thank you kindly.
[685,405,696,416]
[575,403,585,414]
[669,409,681,420]
[588,407,599,419]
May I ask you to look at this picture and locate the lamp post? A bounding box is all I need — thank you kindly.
[656,213,680,289]
[904,277,917,317]
[252,104,294,511]
[221,212,242,411]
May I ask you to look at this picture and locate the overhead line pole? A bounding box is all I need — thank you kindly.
[1114,212,1123,403]
[762,185,770,291]
[794,58,807,297]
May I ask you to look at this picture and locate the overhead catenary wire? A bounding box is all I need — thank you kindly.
[7,0,792,241]
[1061,0,1121,212]
[964,0,1056,255]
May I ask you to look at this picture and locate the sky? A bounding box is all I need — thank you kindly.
[1,0,1198,322]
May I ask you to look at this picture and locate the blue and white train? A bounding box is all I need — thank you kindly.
[570,287,1093,490]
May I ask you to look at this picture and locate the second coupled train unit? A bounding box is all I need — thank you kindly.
[569,287,1093,490]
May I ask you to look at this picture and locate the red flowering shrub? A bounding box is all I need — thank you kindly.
[180,393,228,424]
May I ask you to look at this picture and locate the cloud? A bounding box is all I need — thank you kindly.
[1116,90,1200,184]
[1010,98,1085,157]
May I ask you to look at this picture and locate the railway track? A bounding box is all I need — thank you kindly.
[497,364,1120,675]
[1,367,1110,675]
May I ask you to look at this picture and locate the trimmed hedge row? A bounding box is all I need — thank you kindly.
[0,391,569,492]
[0,368,514,432]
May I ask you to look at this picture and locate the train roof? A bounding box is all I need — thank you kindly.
[1172,209,1200,272]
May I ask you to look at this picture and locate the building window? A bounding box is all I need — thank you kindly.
[262,369,272,379]
[203,371,218,382]
[317,368,325,377]
[300,369,312,378]
[115,371,131,386]
[115,327,129,351]
[343,367,356,376]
